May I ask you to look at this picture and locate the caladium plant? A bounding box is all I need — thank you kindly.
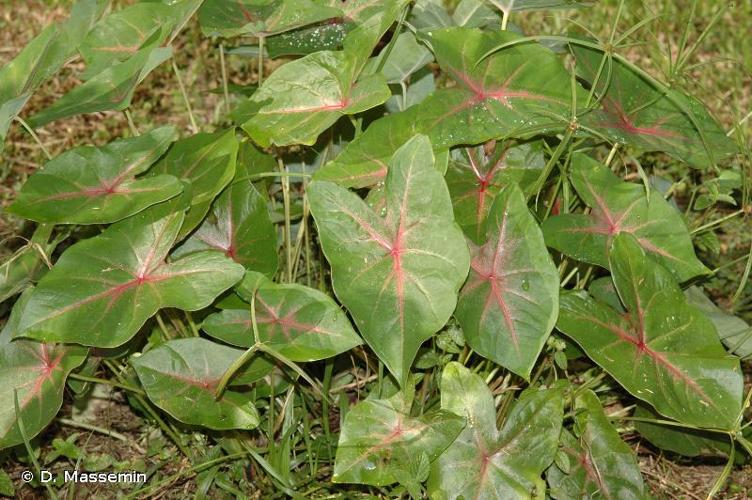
[1,0,748,497]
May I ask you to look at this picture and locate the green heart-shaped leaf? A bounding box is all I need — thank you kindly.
[14,204,245,348]
[428,362,563,499]
[132,338,260,430]
[198,0,342,38]
[173,163,278,276]
[0,0,105,149]
[572,44,737,168]
[456,183,559,379]
[557,233,743,429]
[8,127,180,224]
[547,390,647,499]
[0,291,88,450]
[149,129,239,237]
[542,153,709,282]
[316,27,580,187]
[333,389,464,485]
[309,135,470,384]
[29,34,172,127]
[202,274,362,362]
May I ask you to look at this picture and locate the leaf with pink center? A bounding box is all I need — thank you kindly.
[309,134,470,385]
[0,290,88,450]
[557,233,743,430]
[333,388,464,485]
[202,273,362,362]
[546,390,647,500]
[456,183,559,379]
[131,337,260,430]
[315,27,580,187]
[572,44,737,168]
[542,153,709,282]
[446,141,545,243]
[13,203,245,348]
[172,163,278,277]
[7,127,181,224]
[428,362,563,499]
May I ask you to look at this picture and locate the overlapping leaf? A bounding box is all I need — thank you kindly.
[149,128,239,237]
[8,127,180,224]
[333,389,464,485]
[0,291,88,450]
[238,0,408,146]
[132,338,260,430]
[13,204,245,348]
[198,0,341,38]
[572,44,737,168]
[309,135,470,384]
[202,273,362,362]
[557,234,743,429]
[0,0,105,150]
[456,183,559,379]
[685,287,752,360]
[542,153,709,281]
[173,163,278,276]
[446,141,545,242]
[29,34,172,127]
[428,362,563,499]
[316,27,579,187]
[547,390,647,499]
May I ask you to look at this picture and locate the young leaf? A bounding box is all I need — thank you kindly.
[198,0,342,38]
[0,291,88,450]
[8,127,181,224]
[542,153,709,282]
[363,32,434,84]
[428,362,563,499]
[333,390,464,485]
[202,274,362,362]
[557,233,743,430]
[0,0,105,149]
[131,338,260,430]
[446,141,545,243]
[172,163,278,276]
[316,28,579,187]
[13,205,245,348]
[572,44,737,168]
[455,183,559,379]
[547,390,647,499]
[148,129,239,237]
[309,135,470,384]
[28,34,173,127]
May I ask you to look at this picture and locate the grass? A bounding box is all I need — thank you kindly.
[1,0,751,498]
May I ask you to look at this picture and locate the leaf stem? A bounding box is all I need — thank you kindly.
[14,116,51,160]
[219,43,231,114]
[172,60,199,133]
[68,372,146,396]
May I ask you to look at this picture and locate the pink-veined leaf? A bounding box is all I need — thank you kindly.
[547,390,647,500]
[333,387,464,485]
[315,27,581,187]
[131,338,260,430]
[309,135,470,384]
[172,162,278,276]
[202,273,362,362]
[0,290,88,450]
[557,233,743,430]
[572,44,737,168]
[428,362,563,499]
[149,128,239,238]
[13,203,245,348]
[542,153,709,282]
[198,0,342,38]
[446,140,545,243]
[239,0,408,147]
[456,183,559,379]
[8,127,181,224]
